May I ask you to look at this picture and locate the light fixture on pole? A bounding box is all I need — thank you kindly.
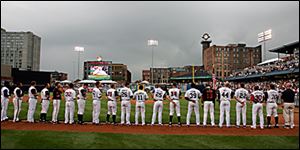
[147,39,158,84]
[258,29,272,62]
[74,46,84,80]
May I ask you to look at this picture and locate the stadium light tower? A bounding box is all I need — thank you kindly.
[258,29,272,62]
[147,39,158,84]
[74,46,84,80]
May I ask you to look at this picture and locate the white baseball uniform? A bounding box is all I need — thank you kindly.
[64,88,76,124]
[218,87,232,127]
[27,86,38,122]
[92,87,102,124]
[13,87,23,122]
[119,87,133,125]
[40,88,50,114]
[151,88,166,125]
[266,89,279,117]
[77,87,87,115]
[133,90,148,125]
[251,90,265,129]
[185,88,202,126]
[234,88,249,126]
[1,86,10,121]
[106,88,118,116]
[168,88,181,117]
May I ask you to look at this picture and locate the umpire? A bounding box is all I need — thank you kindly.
[281,83,295,129]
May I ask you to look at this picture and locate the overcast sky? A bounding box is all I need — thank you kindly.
[1,1,299,81]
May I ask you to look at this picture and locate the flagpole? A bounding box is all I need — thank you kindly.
[192,64,195,83]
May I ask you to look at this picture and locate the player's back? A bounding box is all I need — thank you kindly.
[28,86,37,98]
[1,86,9,97]
[92,87,101,100]
[267,89,279,103]
[168,88,180,100]
[133,90,148,102]
[251,90,264,103]
[185,88,201,101]
[120,87,133,101]
[78,87,87,99]
[219,87,232,101]
[107,88,117,101]
[41,88,49,99]
[53,87,62,99]
[14,87,21,97]
[202,88,216,101]
[153,88,165,101]
[235,88,249,101]
[65,89,76,101]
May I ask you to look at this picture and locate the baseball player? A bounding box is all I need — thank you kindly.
[250,85,265,129]
[77,83,88,124]
[201,84,217,127]
[1,81,10,122]
[167,82,181,126]
[151,84,166,126]
[218,82,233,128]
[119,82,133,125]
[27,81,38,123]
[184,83,202,127]
[106,84,118,125]
[92,81,102,125]
[234,83,249,128]
[265,84,279,128]
[13,82,23,122]
[64,83,76,124]
[52,82,63,124]
[40,83,50,122]
[133,85,149,126]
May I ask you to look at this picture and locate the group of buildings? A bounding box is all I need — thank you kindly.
[143,34,263,84]
[142,65,211,84]
[1,28,132,87]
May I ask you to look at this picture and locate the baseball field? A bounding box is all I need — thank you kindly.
[1,93,299,149]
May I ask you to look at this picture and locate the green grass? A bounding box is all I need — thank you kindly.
[6,93,283,124]
[1,130,298,149]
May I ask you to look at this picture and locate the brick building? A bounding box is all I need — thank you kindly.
[202,43,262,79]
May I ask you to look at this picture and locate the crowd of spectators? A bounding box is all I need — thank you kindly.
[229,55,299,78]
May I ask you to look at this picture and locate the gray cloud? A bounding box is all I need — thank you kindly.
[1,1,299,81]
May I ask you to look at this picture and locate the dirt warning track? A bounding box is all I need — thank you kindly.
[1,121,298,136]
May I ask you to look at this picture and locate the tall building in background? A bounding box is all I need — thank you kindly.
[142,70,150,81]
[203,43,262,79]
[1,28,41,71]
[150,67,170,84]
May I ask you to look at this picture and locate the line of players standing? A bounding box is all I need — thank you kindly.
[1,80,296,129]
